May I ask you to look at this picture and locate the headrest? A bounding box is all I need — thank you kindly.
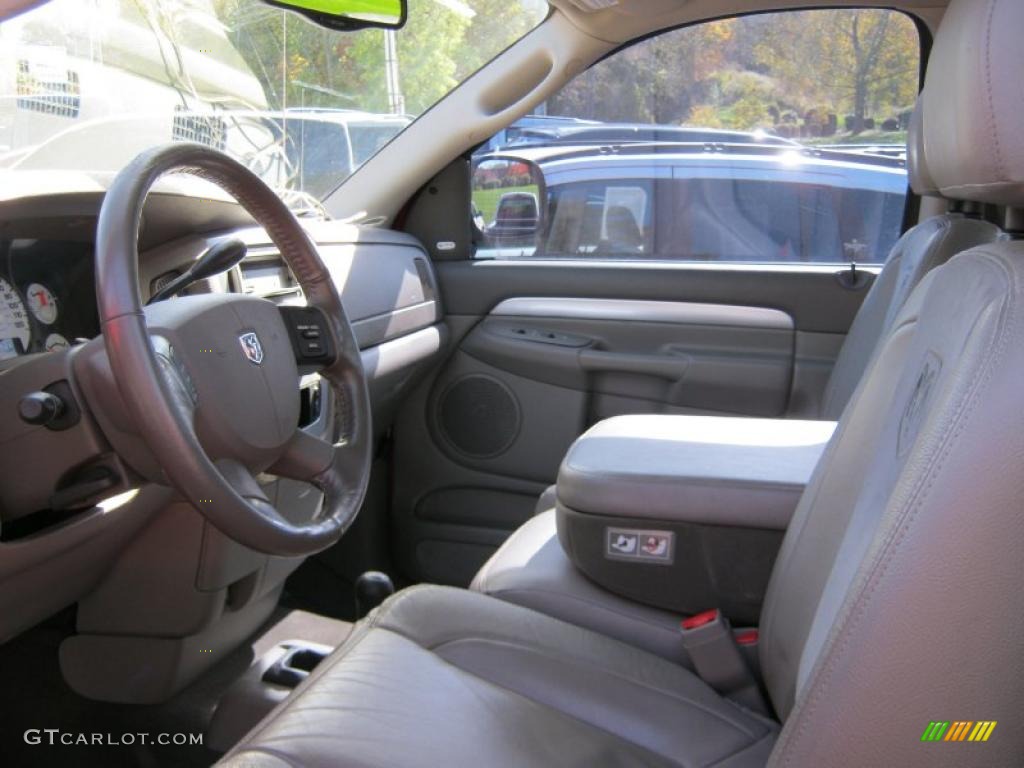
[923,0,1024,206]
[906,96,937,197]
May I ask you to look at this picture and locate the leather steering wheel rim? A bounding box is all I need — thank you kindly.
[95,142,372,556]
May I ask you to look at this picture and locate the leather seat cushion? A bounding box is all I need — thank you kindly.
[472,509,695,666]
[220,585,778,768]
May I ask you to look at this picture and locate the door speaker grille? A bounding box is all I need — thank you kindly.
[437,375,520,458]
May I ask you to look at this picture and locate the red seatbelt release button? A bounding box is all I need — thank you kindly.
[681,609,720,632]
[735,629,760,646]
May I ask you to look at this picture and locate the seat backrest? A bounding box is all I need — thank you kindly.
[820,100,1001,419]
[762,2,1024,765]
[599,205,643,252]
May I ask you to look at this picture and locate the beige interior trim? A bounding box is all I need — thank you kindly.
[491,297,794,329]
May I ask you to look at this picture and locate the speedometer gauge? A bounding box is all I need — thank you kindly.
[0,278,30,359]
[26,283,58,325]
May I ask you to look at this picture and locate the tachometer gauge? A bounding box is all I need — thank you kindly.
[44,333,70,353]
[26,283,58,325]
[0,278,30,360]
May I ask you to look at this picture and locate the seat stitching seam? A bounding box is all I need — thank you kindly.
[488,587,685,639]
[225,746,300,767]
[704,730,778,768]
[449,663,691,768]
[982,0,1002,177]
[431,635,767,739]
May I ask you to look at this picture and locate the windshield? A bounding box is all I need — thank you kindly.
[0,0,547,212]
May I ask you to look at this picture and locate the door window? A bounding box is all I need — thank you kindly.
[472,9,921,264]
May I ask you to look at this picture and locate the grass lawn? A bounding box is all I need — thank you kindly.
[473,185,539,224]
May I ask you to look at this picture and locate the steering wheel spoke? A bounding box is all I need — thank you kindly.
[215,458,276,515]
[270,428,335,483]
[150,333,198,419]
[270,424,366,514]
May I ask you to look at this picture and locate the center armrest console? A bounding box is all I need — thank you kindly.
[555,414,835,623]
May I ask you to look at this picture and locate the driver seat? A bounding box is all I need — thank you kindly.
[220,2,1024,765]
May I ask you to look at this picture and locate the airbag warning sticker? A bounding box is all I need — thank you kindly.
[605,528,675,565]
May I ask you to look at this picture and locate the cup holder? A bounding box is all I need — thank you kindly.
[261,643,329,688]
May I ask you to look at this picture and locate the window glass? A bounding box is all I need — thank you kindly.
[0,0,548,211]
[472,9,920,263]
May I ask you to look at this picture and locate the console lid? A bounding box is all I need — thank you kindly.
[558,415,836,531]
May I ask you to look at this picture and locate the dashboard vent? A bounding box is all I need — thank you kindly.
[172,107,227,150]
[16,60,80,118]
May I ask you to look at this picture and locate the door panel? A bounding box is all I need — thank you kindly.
[465,303,794,416]
[390,259,873,586]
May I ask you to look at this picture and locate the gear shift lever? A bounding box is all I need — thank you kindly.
[354,571,394,619]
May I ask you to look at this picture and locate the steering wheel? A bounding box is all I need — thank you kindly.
[94,143,372,557]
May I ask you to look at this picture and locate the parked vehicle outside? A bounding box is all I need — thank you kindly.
[476,116,799,156]
[498,120,799,151]
[473,114,599,155]
[0,105,409,205]
[474,141,908,264]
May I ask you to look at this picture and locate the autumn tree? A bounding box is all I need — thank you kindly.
[457,0,547,80]
[540,9,919,138]
[754,9,918,133]
[547,19,735,124]
[214,0,544,114]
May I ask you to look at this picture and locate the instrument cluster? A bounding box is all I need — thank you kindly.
[0,239,98,361]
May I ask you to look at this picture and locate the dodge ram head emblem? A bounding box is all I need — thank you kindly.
[239,332,264,365]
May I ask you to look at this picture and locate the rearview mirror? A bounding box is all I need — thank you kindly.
[472,155,545,258]
[261,0,407,31]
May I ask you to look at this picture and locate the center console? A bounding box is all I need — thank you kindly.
[554,414,835,624]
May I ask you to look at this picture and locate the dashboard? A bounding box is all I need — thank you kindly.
[0,239,98,360]
[0,174,450,645]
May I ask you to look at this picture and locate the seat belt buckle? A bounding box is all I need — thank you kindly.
[681,608,722,632]
[680,609,768,715]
